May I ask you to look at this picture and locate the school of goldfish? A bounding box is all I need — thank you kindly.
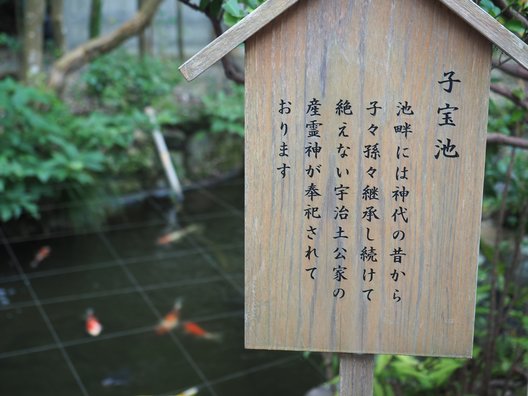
[31,240,218,395]
[82,297,220,344]
[27,247,216,341]
[86,305,206,394]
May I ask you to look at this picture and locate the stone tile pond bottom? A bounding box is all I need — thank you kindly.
[0,178,325,396]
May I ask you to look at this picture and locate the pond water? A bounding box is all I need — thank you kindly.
[0,178,325,395]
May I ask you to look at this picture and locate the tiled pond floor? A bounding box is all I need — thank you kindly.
[0,178,326,396]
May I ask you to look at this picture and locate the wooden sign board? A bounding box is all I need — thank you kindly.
[244,0,491,357]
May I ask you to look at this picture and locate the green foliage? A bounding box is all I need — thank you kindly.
[81,50,245,182]
[83,51,182,111]
[0,79,153,222]
[189,0,264,26]
[222,0,263,25]
[0,33,20,51]
[197,0,224,19]
[181,84,245,178]
[484,149,528,228]
[488,98,525,135]
[200,84,245,136]
[89,0,103,39]
[484,97,528,228]
[0,79,99,221]
[481,0,528,38]
[480,0,502,18]
[374,355,465,395]
[154,82,245,180]
[476,240,528,374]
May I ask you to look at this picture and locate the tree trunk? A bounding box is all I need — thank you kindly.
[49,0,163,94]
[50,0,66,55]
[176,0,184,62]
[22,0,45,81]
[89,0,102,39]
[138,0,154,57]
[15,1,23,43]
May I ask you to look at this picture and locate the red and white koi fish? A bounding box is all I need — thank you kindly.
[183,321,221,341]
[30,246,51,268]
[175,386,199,396]
[85,309,103,337]
[156,225,201,246]
[156,299,183,335]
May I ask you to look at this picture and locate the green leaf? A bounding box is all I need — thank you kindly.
[0,206,11,222]
[224,0,244,16]
[375,355,393,375]
[223,13,240,26]
[504,20,526,35]
[480,0,502,17]
[373,381,384,396]
[429,359,464,386]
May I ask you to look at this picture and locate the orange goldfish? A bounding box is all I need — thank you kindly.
[156,225,201,245]
[183,321,221,341]
[85,309,103,337]
[156,299,183,335]
[30,246,51,268]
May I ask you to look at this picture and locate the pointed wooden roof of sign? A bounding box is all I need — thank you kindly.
[179,0,528,81]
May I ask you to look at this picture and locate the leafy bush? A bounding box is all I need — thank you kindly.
[484,98,528,228]
[0,79,153,222]
[222,0,263,25]
[0,32,19,51]
[374,355,465,395]
[201,84,244,137]
[79,43,246,184]
[82,51,182,111]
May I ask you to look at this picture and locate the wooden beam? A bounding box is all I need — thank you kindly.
[339,354,375,396]
[438,0,528,71]
[179,0,300,81]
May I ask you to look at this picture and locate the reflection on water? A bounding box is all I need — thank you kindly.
[101,368,131,388]
[0,179,325,395]
[0,287,15,306]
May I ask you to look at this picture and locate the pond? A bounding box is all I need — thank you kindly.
[0,178,326,396]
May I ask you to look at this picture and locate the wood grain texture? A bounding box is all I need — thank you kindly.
[245,0,491,357]
[438,0,528,71]
[340,354,375,396]
[178,0,300,81]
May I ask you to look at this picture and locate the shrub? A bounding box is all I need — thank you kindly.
[82,51,182,111]
[0,79,153,222]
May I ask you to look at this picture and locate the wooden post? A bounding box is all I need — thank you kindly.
[339,354,375,396]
